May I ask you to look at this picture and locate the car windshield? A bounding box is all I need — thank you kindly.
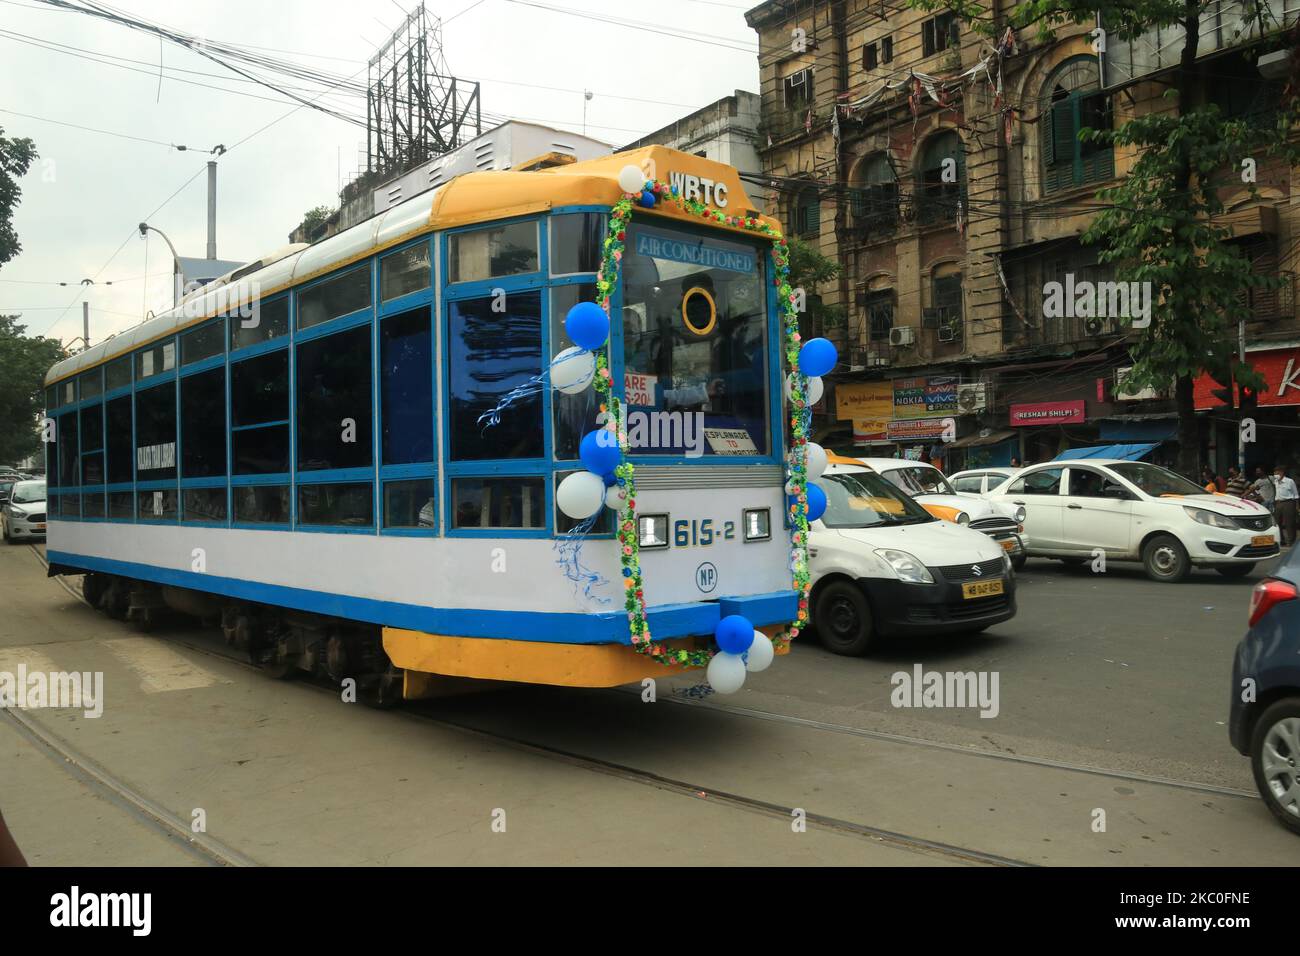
[882,466,954,496]
[819,470,936,528]
[11,481,45,504]
[1109,462,1206,497]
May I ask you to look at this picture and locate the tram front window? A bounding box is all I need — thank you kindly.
[621,221,769,457]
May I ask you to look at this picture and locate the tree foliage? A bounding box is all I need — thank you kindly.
[0,127,38,269]
[300,204,336,236]
[0,316,66,466]
[785,235,845,335]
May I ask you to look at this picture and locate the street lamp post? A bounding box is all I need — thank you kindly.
[138,222,182,308]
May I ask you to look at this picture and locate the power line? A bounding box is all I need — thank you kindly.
[0,107,217,152]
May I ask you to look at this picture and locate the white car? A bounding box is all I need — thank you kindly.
[808,462,1016,655]
[853,458,1028,569]
[949,467,1019,495]
[1,479,47,543]
[985,459,1279,582]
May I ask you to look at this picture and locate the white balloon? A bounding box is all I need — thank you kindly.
[784,479,798,496]
[784,373,824,405]
[556,471,605,520]
[617,164,645,194]
[806,442,828,479]
[745,631,774,672]
[551,346,595,395]
[706,652,747,694]
[604,483,626,511]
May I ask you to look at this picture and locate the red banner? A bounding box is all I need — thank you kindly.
[1193,348,1300,409]
[1009,400,1086,427]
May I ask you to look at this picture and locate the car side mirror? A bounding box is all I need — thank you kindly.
[1103,485,1129,499]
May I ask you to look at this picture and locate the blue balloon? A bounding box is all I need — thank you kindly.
[807,482,827,522]
[715,614,755,655]
[565,301,610,351]
[580,429,622,477]
[603,473,618,487]
[799,337,837,377]
[639,189,656,208]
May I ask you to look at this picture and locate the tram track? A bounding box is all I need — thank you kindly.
[27,545,1253,866]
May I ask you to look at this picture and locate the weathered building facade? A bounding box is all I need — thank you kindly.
[745,0,1299,474]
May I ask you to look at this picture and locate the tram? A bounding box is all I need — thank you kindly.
[41,146,834,704]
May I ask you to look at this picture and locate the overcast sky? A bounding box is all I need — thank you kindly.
[0,0,760,346]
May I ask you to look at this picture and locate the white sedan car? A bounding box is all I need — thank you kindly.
[949,467,1019,495]
[856,458,1028,569]
[985,459,1279,581]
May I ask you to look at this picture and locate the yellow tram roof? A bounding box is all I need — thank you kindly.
[45,145,776,387]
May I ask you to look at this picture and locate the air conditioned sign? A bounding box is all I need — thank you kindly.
[633,230,754,274]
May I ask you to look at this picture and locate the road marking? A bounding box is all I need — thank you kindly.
[102,638,222,693]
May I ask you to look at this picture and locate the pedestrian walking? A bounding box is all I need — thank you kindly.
[1274,465,1298,547]
[1225,466,1249,497]
[1250,466,1276,509]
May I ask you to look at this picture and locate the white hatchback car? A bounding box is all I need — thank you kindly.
[985,459,1279,581]
[949,467,1019,495]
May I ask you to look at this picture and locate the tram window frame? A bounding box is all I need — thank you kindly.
[230,295,289,352]
[295,322,373,474]
[137,487,179,522]
[549,213,605,276]
[105,394,134,488]
[182,486,227,524]
[448,220,539,284]
[449,476,546,532]
[79,401,105,487]
[231,483,291,527]
[135,338,177,380]
[79,367,103,401]
[380,242,431,303]
[105,356,132,392]
[381,477,437,532]
[180,365,227,481]
[380,306,434,467]
[56,409,79,499]
[296,264,371,331]
[296,480,375,531]
[181,318,225,366]
[548,281,600,463]
[134,379,178,483]
[230,349,290,477]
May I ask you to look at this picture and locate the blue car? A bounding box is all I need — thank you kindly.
[1230,545,1300,835]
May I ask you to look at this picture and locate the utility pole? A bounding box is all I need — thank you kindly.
[82,301,90,351]
[206,160,217,260]
[1238,316,1248,474]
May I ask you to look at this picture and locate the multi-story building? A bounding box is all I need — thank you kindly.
[745,0,1298,474]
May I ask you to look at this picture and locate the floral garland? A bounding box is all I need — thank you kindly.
[591,179,813,669]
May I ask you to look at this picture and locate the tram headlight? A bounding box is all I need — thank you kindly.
[638,514,669,549]
[743,508,771,541]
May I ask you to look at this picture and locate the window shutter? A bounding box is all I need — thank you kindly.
[1042,108,1057,167]
[1052,99,1076,166]
[805,194,821,236]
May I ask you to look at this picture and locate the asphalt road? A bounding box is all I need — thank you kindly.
[2,541,1295,865]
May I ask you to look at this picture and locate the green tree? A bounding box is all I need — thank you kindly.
[911,0,1299,474]
[299,204,336,238]
[0,127,38,268]
[786,235,845,338]
[0,316,66,466]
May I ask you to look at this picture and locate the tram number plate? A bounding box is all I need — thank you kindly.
[1252,535,1275,547]
[961,579,1004,599]
[673,519,736,547]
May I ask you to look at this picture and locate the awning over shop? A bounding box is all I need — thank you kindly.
[1054,442,1159,462]
[945,429,1016,450]
[1098,418,1177,442]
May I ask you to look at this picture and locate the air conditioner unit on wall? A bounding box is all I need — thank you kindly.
[956,383,987,412]
[889,326,915,347]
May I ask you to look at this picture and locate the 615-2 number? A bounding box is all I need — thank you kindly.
[673,519,735,547]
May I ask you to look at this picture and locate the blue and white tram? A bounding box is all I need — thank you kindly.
[42,147,832,703]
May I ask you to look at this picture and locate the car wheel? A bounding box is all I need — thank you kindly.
[1142,533,1190,583]
[1216,564,1254,579]
[813,580,875,656]
[1250,698,1300,836]
[1011,553,1027,571]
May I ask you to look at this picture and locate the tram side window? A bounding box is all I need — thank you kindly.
[550,284,599,461]
[231,351,290,475]
[297,266,371,331]
[80,368,103,401]
[452,477,544,529]
[449,222,538,284]
[181,320,224,365]
[296,324,372,471]
[380,244,431,302]
[550,213,604,275]
[381,308,433,465]
[181,367,226,478]
[448,290,543,461]
[57,410,79,487]
[136,339,176,380]
[298,482,374,527]
[383,478,436,529]
[106,395,133,485]
[80,403,104,485]
[233,485,290,525]
[105,357,132,392]
[134,382,177,482]
[138,487,179,522]
[231,296,289,351]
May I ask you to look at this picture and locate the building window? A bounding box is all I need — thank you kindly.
[1041,57,1114,194]
[230,350,289,475]
[448,221,539,284]
[882,36,893,63]
[917,131,965,225]
[231,296,289,351]
[792,185,820,238]
[863,42,878,71]
[296,324,373,472]
[782,68,814,110]
[850,153,898,231]
[864,290,895,342]
[922,12,958,57]
[1232,234,1285,321]
[296,265,371,331]
[927,270,964,342]
[447,290,544,461]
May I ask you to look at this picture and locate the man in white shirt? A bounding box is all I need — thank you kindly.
[1274,465,1298,547]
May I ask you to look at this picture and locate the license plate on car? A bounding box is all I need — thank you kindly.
[32,524,45,530]
[999,539,1016,551]
[962,579,1005,599]
[1252,535,1275,547]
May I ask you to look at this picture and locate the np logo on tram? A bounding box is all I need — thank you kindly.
[695,562,719,593]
